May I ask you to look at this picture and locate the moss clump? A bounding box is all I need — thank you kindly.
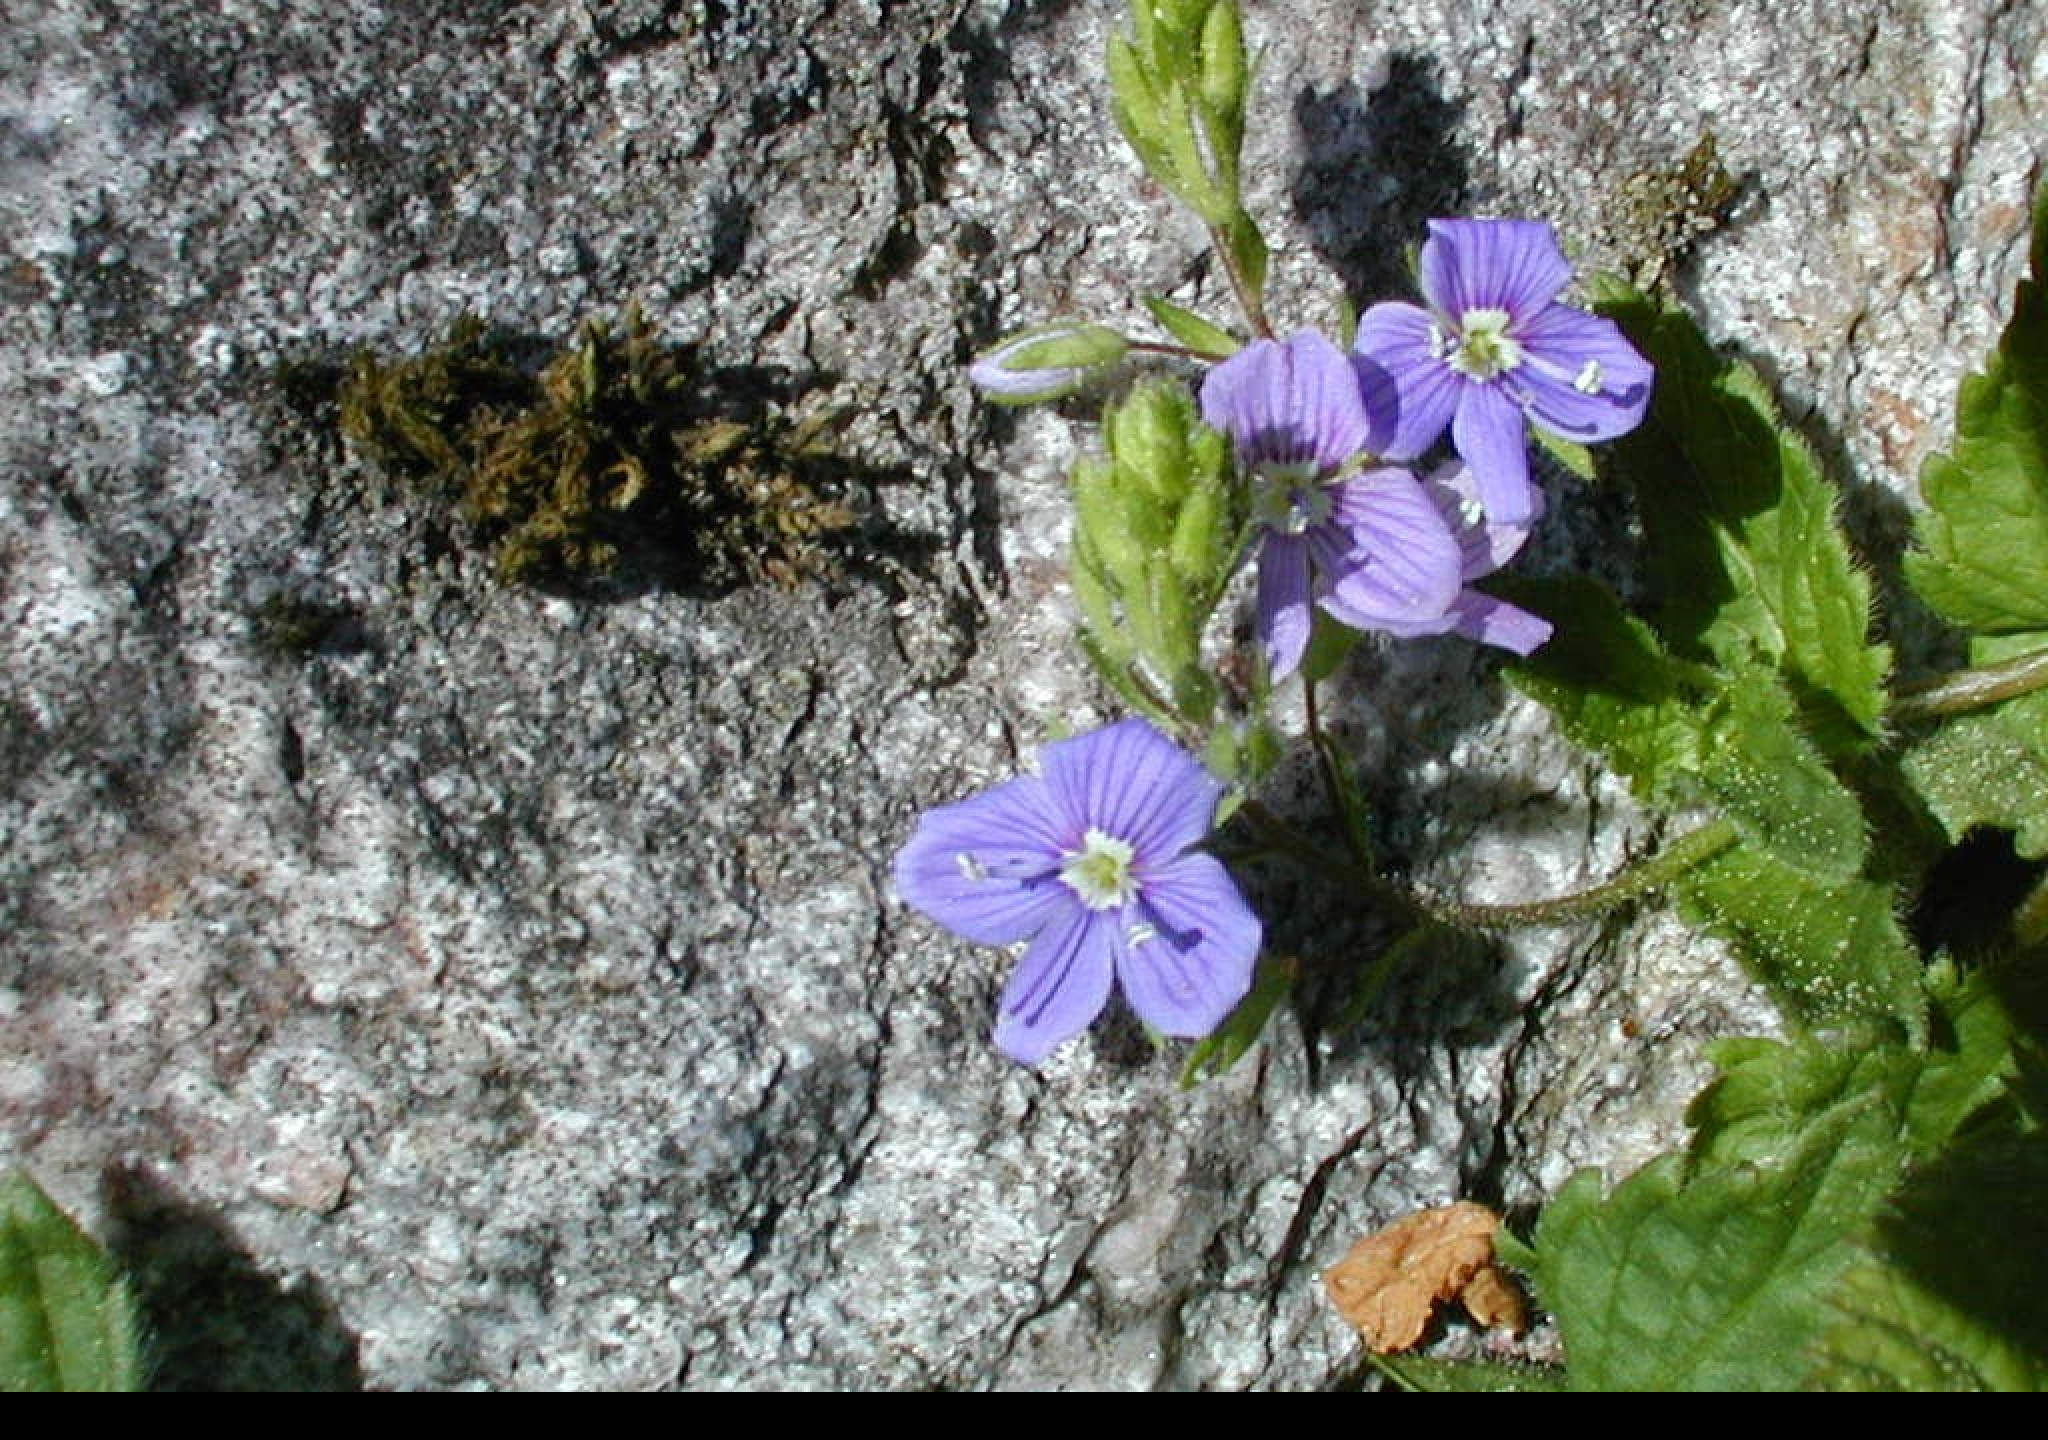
[337,309,856,589]
[1606,133,1742,290]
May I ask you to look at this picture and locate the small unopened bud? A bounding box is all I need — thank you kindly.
[968,324,1130,405]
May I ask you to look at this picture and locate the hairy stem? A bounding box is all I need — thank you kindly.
[1891,645,2048,722]
[1235,803,1740,931]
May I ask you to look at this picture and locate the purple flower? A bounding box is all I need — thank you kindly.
[1356,219,1653,526]
[1382,460,1553,655]
[1198,330,1464,680]
[893,719,1260,1066]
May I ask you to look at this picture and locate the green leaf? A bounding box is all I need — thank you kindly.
[1374,1356,1567,1393]
[1141,295,1240,359]
[1595,283,1891,754]
[1904,631,2048,860]
[1812,1123,2048,1390]
[1905,184,2048,633]
[1688,965,2014,1171]
[0,1171,143,1393]
[1495,574,1711,803]
[1525,962,2042,1391]
[1698,668,1868,883]
[1529,1111,1900,1391]
[1677,842,1925,1036]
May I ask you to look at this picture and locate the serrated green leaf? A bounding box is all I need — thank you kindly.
[1527,961,2042,1391]
[1596,285,1891,754]
[1494,574,1711,802]
[0,1171,143,1393]
[1374,1355,1567,1393]
[1812,1124,2048,1390]
[1529,1107,1901,1391]
[1904,630,2048,859]
[1677,843,1924,1036]
[1905,185,2048,633]
[1699,669,1868,883]
[1141,296,1240,359]
[1689,965,2014,1172]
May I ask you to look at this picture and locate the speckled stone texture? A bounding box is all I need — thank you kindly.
[2,0,2041,1390]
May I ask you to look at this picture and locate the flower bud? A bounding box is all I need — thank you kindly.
[968,324,1129,405]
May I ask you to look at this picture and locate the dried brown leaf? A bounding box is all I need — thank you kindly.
[1323,1201,1525,1352]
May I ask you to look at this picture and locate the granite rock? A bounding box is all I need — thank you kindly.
[1,0,2041,1390]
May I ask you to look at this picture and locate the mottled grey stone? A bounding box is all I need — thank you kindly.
[1,0,2041,1391]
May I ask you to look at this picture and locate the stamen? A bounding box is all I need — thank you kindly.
[1447,308,1524,381]
[1059,828,1140,911]
[1573,359,1605,394]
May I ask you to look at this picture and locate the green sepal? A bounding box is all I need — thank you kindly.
[1142,295,1241,359]
[0,1171,144,1393]
[1069,380,1246,730]
[1530,424,1596,482]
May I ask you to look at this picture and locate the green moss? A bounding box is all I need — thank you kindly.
[1606,133,1741,291]
[336,308,856,589]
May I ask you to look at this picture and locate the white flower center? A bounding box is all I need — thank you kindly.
[1060,827,1139,911]
[1253,463,1334,536]
[1446,308,1524,381]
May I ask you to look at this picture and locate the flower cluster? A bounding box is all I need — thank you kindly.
[918,217,1651,1063]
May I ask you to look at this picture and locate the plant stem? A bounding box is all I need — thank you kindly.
[1433,816,1741,930]
[1234,803,1740,932]
[1126,339,1227,364]
[1891,646,2048,722]
[1305,680,1375,871]
[1208,219,1273,340]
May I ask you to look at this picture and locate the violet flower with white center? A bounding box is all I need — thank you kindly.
[1355,218,1653,526]
[1198,330,1464,680]
[893,718,1261,1066]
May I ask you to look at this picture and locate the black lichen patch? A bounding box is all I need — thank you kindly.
[336,309,858,593]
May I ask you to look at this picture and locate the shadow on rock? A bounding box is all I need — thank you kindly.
[1291,56,1470,308]
[107,1168,362,1392]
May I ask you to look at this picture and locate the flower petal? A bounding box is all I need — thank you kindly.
[1200,331,1374,471]
[1119,855,1261,1038]
[1516,305,1654,441]
[1255,531,1315,680]
[893,774,1072,945]
[1451,381,1537,525]
[994,905,1117,1066]
[1039,717,1220,864]
[1421,218,1572,324]
[1447,588,1553,655]
[1318,467,1464,628]
[1354,302,1460,460]
[1422,459,1540,581]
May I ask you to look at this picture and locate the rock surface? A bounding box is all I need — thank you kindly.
[1,0,2041,1390]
